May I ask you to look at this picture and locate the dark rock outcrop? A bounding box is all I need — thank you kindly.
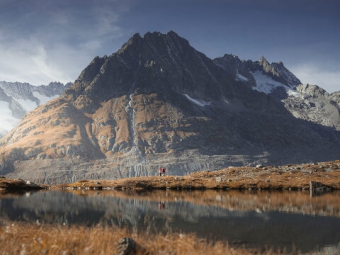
[117,238,138,255]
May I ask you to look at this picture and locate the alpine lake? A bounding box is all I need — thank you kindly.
[1,189,340,254]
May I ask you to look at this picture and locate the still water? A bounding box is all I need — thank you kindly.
[1,189,340,253]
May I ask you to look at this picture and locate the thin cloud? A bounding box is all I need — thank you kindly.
[0,0,132,85]
[0,38,70,84]
[292,64,340,93]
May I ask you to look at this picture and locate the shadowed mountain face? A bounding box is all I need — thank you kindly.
[0,31,339,184]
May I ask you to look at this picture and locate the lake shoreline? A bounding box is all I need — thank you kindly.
[1,160,340,191]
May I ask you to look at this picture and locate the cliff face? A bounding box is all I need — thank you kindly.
[0,31,339,184]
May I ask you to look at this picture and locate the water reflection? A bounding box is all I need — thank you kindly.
[158,201,166,210]
[1,189,340,253]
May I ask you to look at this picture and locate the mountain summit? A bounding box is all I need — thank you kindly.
[0,31,339,184]
[65,31,244,106]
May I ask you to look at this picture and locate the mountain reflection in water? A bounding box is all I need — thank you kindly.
[1,189,340,253]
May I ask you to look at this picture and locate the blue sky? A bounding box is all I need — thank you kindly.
[0,0,339,92]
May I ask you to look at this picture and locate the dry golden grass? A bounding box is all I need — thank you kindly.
[56,160,340,191]
[1,160,340,194]
[0,223,275,255]
[0,177,47,191]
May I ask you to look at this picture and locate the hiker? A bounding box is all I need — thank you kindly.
[159,167,162,176]
[162,168,166,176]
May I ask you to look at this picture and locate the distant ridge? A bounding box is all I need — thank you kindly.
[0,81,71,138]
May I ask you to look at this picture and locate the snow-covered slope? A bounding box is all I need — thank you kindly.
[0,101,18,136]
[251,70,299,97]
[214,54,339,131]
[0,81,71,138]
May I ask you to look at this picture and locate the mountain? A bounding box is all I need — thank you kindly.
[0,31,339,184]
[214,55,340,130]
[0,81,71,138]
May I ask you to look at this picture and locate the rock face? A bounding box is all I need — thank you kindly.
[0,81,71,138]
[0,31,339,184]
[214,55,340,131]
[286,84,340,130]
[117,238,138,255]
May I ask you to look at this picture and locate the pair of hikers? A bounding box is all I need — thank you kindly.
[158,201,165,210]
[158,167,166,176]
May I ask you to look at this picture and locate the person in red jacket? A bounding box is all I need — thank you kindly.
[162,168,166,176]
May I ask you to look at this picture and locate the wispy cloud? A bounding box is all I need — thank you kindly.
[0,0,132,85]
[0,37,69,84]
[292,64,340,93]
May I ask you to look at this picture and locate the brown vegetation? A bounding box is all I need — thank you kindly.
[0,177,47,191]
[0,222,275,255]
[56,160,340,191]
[1,160,340,192]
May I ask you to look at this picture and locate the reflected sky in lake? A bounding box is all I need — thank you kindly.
[1,189,340,253]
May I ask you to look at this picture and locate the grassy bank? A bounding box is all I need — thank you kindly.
[1,160,340,191]
[0,222,276,255]
[57,160,340,191]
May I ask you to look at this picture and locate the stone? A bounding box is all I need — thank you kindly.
[310,181,332,197]
[117,237,147,255]
[310,181,331,191]
[117,238,137,255]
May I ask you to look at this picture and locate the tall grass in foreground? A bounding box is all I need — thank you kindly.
[0,222,275,255]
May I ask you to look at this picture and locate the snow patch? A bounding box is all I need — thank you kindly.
[0,101,20,135]
[236,73,248,82]
[16,98,37,112]
[184,94,211,107]
[33,92,59,105]
[235,70,248,82]
[251,71,300,97]
[287,90,300,97]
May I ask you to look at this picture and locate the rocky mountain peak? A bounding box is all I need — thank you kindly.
[116,31,189,58]
[259,56,270,67]
[253,56,301,88]
[0,31,339,184]
[63,31,245,113]
[117,33,142,54]
[296,84,329,98]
